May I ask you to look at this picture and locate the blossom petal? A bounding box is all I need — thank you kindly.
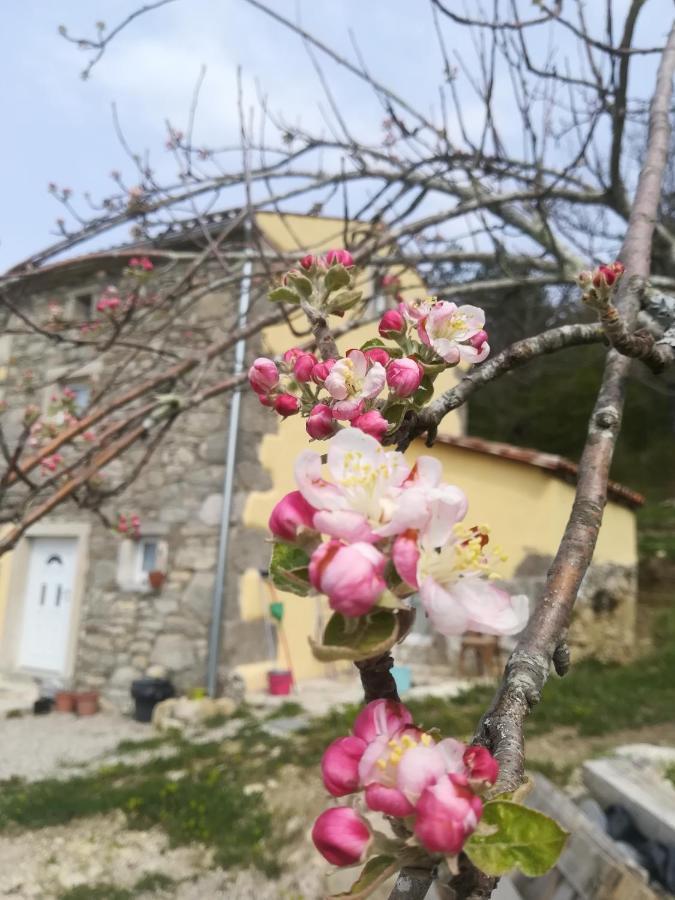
[294,449,346,511]
[313,509,376,543]
[420,576,471,635]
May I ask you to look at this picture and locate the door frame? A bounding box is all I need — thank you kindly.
[0,522,90,679]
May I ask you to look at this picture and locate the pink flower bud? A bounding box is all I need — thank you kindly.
[352,699,413,743]
[309,540,386,616]
[268,490,317,541]
[283,347,304,367]
[299,254,316,270]
[351,410,388,443]
[469,330,489,352]
[248,358,280,394]
[307,404,337,440]
[325,248,354,268]
[363,347,390,367]
[274,394,300,417]
[463,745,499,788]
[577,270,593,286]
[293,352,318,383]
[321,736,366,796]
[378,308,406,337]
[414,774,483,855]
[386,357,423,398]
[311,359,336,385]
[257,393,274,407]
[312,807,371,867]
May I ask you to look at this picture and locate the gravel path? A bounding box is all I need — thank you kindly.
[0,712,151,781]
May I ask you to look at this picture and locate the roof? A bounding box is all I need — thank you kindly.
[431,433,644,509]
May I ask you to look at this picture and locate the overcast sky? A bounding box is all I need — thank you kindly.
[1,0,668,270]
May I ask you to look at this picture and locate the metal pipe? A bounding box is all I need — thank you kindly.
[206,252,253,697]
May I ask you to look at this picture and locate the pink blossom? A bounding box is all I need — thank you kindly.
[420,576,528,637]
[325,248,354,268]
[352,699,414,744]
[363,347,390,367]
[274,394,300,417]
[310,359,335,385]
[421,302,488,364]
[351,410,388,442]
[309,540,386,616]
[386,357,423,398]
[293,352,318,383]
[311,807,371,867]
[331,398,364,421]
[268,490,317,542]
[463,745,499,788]
[313,509,376,543]
[248,358,279,393]
[321,736,366,796]
[282,347,304,367]
[378,308,406,337]
[392,531,420,587]
[256,393,274,408]
[306,404,337,440]
[414,774,483,855]
[324,350,386,407]
[299,254,316,270]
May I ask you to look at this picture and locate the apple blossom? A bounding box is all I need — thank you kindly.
[268,490,317,542]
[274,394,300,417]
[324,349,386,419]
[311,359,335,384]
[378,308,406,337]
[248,357,279,394]
[331,398,365,421]
[363,347,390,367]
[420,302,489,365]
[386,357,423,398]
[293,352,318,382]
[306,404,338,440]
[325,248,354,267]
[352,699,413,744]
[464,745,499,788]
[414,774,483,854]
[309,540,387,616]
[351,410,388,442]
[321,735,366,796]
[282,347,304,367]
[312,807,371,867]
[299,254,316,270]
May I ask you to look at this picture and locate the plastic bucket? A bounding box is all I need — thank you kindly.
[267,669,293,696]
[391,665,412,695]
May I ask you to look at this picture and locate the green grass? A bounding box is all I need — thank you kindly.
[638,500,675,561]
[114,736,169,755]
[666,765,675,788]
[58,886,133,900]
[133,872,176,893]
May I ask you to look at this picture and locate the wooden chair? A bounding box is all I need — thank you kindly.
[458,632,502,677]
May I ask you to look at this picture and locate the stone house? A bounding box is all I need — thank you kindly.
[0,213,643,707]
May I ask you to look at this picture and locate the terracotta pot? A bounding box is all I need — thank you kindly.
[148,570,166,590]
[54,690,77,713]
[75,691,99,716]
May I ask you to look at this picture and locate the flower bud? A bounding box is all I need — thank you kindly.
[386,357,423,398]
[257,393,274,408]
[283,347,304,367]
[469,330,489,353]
[309,540,386,616]
[311,359,336,385]
[274,394,300,417]
[363,347,390,367]
[577,270,593,287]
[299,254,316,270]
[414,775,483,855]
[325,248,354,268]
[378,308,406,337]
[292,352,318,383]
[351,410,388,442]
[463,745,499,788]
[307,404,338,440]
[268,490,317,542]
[311,807,371,867]
[321,736,366,796]
[248,357,279,393]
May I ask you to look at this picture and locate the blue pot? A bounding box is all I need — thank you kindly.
[391,665,412,694]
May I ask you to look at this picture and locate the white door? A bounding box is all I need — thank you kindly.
[17,537,78,674]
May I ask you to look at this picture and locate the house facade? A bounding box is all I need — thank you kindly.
[0,213,642,707]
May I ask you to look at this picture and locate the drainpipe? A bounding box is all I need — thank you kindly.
[206,251,253,697]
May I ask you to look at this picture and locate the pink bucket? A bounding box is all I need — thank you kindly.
[267,669,293,696]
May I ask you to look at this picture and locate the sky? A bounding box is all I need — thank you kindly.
[0,0,669,271]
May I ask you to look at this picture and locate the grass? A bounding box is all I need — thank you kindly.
[133,871,176,893]
[666,765,675,788]
[637,500,675,561]
[58,887,133,900]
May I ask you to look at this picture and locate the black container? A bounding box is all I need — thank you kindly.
[131,677,175,723]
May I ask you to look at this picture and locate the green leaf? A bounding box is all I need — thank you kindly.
[269,542,311,597]
[327,289,363,312]
[328,855,399,899]
[324,264,351,292]
[411,374,435,408]
[309,609,400,662]
[268,286,300,304]
[464,800,568,878]
[382,403,408,428]
[360,337,387,351]
[286,272,313,297]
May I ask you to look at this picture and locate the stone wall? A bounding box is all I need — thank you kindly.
[2,261,277,708]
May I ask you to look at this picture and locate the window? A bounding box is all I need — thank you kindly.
[116,533,168,592]
[74,293,93,321]
[139,539,158,574]
[64,383,91,417]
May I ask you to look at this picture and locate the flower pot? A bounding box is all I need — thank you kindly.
[75,691,99,716]
[54,690,77,713]
[148,570,166,591]
[267,669,293,696]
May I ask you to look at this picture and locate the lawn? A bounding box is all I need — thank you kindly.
[1,607,674,888]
